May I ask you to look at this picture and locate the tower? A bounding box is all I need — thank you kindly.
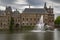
[5,6,12,13]
[49,6,53,13]
[44,2,47,9]
[5,6,12,15]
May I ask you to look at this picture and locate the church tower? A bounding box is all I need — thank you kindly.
[44,2,47,10]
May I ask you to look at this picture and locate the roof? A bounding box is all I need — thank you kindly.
[23,8,47,13]
[12,10,20,17]
[13,10,20,15]
[0,10,5,16]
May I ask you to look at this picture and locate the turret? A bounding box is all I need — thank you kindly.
[44,2,53,13]
[5,6,12,16]
[44,2,47,10]
[5,6,12,13]
[48,6,53,13]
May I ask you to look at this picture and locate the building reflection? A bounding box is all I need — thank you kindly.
[5,32,54,40]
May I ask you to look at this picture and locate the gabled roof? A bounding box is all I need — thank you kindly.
[23,8,47,13]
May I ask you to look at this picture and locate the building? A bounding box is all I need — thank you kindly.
[0,3,54,30]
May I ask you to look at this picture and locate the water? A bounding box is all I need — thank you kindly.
[0,31,53,40]
[54,29,60,40]
[0,29,60,40]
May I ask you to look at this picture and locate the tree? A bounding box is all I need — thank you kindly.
[54,16,60,28]
[9,17,14,32]
[55,16,60,24]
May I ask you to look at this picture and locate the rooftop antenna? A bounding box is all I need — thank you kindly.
[28,0,31,8]
[29,4,31,8]
[52,2,53,8]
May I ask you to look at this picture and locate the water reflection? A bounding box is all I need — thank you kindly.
[1,31,53,40]
[0,31,60,40]
[54,29,60,40]
[24,33,38,40]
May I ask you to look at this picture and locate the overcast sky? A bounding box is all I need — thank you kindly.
[0,0,60,19]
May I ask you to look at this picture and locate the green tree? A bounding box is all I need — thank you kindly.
[55,16,60,24]
[9,17,14,32]
[55,16,60,28]
[20,26,35,31]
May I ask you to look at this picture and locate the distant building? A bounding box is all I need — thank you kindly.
[0,3,54,30]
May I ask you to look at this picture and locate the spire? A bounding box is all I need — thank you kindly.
[44,2,47,9]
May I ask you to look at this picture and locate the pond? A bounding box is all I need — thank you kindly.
[0,29,59,40]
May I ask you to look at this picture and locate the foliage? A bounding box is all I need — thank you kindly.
[20,26,35,31]
[9,17,14,32]
[54,16,60,28]
[55,16,60,24]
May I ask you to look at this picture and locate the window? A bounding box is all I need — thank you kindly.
[27,23,28,25]
[1,23,2,25]
[34,23,36,25]
[34,18,36,21]
[30,18,32,20]
[4,24,5,26]
[38,18,39,21]
[18,20,20,22]
[52,20,54,22]
[50,14,54,16]
[8,23,9,24]
[23,18,24,21]
[8,19,9,21]
[1,23,2,27]
[17,19,18,22]
[30,23,32,25]
[23,23,24,25]
[26,18,28,21]
[45,19,47,20]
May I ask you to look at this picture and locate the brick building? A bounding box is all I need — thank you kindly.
[0,3,54,30]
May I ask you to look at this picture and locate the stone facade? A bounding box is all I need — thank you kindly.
[0,3,54,29]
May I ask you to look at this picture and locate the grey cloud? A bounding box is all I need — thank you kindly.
[0,0,28,8]
[0,0,16,4]
[0,0,45,10]
[26,0,44,6]
[0,0,25,10]
[53,6,60,11]
[54,6,60,8]
[0,0,45,9]
[50,0,60,3]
